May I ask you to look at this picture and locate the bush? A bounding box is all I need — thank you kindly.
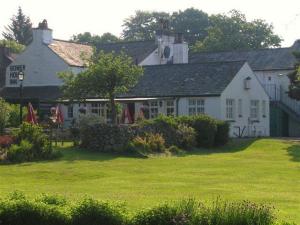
[35,194,67,206]
[71,198,126,225]
[215,120,230,146]
[7,140,33,163]
[175,124,196,149]
[7,104,27,128]
[0,98,10,134]
[176,115,218,148]
[5,123,57,163]
[132,199,199,225]
[129,133,166,155]
[0,199,69,225]
[80,123,134,153]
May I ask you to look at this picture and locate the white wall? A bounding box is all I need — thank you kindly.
[6,42,69,87]
[221,63,270,137]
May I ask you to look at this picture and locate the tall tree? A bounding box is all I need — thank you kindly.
[2,7,33,45]
[170,8,209,44]
[0,39,25,53]
[71,32,120,45]
[59,52,143,124]
[122,10,170,41]
[192,10,282,52]
[288,60,300,100]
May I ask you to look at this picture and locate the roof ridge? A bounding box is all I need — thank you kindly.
[52,39,93,47]
[142,60,246,68]
[190,46,292,55]
[96,39,155,46]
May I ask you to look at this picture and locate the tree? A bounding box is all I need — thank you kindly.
[0,98,10,134]
[0,39,25,53]
[2,7,33,45]
[170,8,209,44]
[192,10,282,52]
[71,32,120,45]
[122,10,170,41]
[59,52,143,124]
[288,62,300,100]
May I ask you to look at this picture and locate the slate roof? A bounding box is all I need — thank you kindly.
[121,61,246,98]
[48,39,93,67]
[96,40,157,64]
[0,86,62,100]
[189,42,300,71]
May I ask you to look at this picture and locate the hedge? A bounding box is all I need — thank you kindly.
[0,193,291,225]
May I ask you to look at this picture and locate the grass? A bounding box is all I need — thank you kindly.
[0,138,299,223]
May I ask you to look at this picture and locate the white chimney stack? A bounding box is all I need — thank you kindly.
[32,19,53,45]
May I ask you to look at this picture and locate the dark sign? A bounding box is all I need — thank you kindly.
[9,65,25,85]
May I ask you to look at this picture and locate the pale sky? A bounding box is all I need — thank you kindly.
[1,0,300,47]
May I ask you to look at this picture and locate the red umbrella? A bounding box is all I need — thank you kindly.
[26,102,38,124]
[55,104,64,124]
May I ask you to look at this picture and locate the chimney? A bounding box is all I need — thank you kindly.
[32,19,53,45]
[175,33,184,44]
[173,33,188,64]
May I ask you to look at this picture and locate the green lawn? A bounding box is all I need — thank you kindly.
[0,139,299,223]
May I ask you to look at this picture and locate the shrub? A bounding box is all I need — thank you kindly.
[176,115,218,148]
[0,199,69,225]
[35,194,67,206]
[215,120,230,146]
[138,115,179,147]
[0,98,10,134]
[167,145,185,155]
[132,199,199,225]
[71,198,126,225]
[7,140,33,163]
[5,123,57,163]
[7,104,27,128]
[129,133,166,155]
[175,124,196,149]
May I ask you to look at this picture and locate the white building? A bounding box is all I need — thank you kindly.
[5,19,300,137]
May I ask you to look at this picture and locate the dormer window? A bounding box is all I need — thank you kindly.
[244,77,251,89]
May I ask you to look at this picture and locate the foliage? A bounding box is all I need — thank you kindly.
[176,124,197,149]
[71,198,126,225]
[288,63,300,100]
[0,98,11,134]
[71,32,120,45]
[215,121,230,146]
[59,51,143,124]
[35,194,67,206]
[176,115,218,147]
[7,103,27,127]
[129,133,166,155]
[80,123,134,152]
[6,123,57,162]
[192,10,282,52]
[0,39,25,53]
[2,6,33,45]
[122,10,170,41]
[170,8,209,44]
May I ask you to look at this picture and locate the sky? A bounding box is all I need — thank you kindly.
[0,0,300,47]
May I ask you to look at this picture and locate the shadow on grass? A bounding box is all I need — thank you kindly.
[286,142,300,162]
[186,138,257,156]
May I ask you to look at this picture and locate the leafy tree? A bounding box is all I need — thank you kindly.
[122,10,170,41]
[288,63,300,100]
[170,8,209,44]
[59,52,143,124]
[192,10,282,52]
[0,98,10,134]
[0,39,25,53]
[2,7,33,45]
[71,32,120,45]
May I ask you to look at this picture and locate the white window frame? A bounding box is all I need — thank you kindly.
[91,103,107,119]
[188,98,205,116]
[149,101,159,118]
[166,100,175,116]
[238,99,242,118]
[226,99,235,120]
[250,100,260,120]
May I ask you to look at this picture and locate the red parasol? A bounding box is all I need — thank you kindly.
[26,102,38,124]
[55,104,64,124]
